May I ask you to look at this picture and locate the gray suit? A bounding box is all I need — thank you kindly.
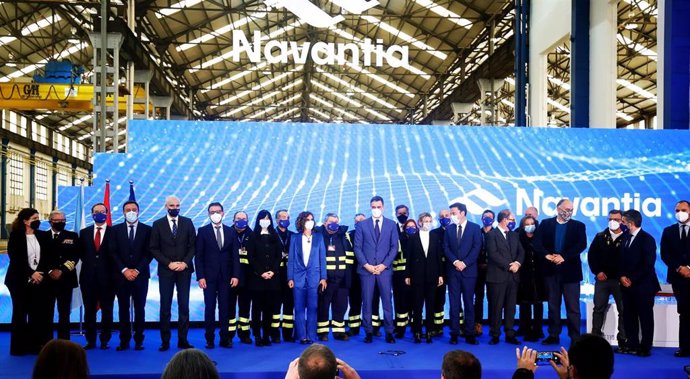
[485,227,524,338]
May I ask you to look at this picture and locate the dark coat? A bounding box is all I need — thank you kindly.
[405,231,444,285]
[246,231,283,291]
[150,215,196,276]
[533,217,587,283]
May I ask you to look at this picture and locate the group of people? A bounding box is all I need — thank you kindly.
[5,194,690,360]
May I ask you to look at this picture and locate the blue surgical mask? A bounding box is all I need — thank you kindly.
[327,223,340,232]
[235,219,248,229]
[93,212,107,224]
[439,217,451,227]
[278,219,290,228]
[507,221,516,231]
[524,225,536,234]
[167,208,180,217]
[405,227,417,236]
[481,216,494,227]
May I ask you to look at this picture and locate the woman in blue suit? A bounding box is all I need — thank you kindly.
[288,211,327,344]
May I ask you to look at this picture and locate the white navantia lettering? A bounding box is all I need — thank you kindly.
[515,188,661,218]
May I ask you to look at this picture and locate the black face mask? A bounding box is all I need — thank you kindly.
[52,222,66,232]
[397,214,408,224]
[30,220,41,230]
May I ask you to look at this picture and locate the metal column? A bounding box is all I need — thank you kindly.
[1,137,8,239]
[570,0,590,128]
[514,0,530,127]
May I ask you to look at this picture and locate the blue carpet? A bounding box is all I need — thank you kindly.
[0,327,684,379]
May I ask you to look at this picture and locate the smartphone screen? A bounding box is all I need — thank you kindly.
[536,351,561,365]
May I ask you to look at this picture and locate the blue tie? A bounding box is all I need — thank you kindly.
[172,219,178,239]
[375,219,381,242]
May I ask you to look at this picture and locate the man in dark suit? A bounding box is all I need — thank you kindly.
[485,209,524,345]
[392,204,411,338]
[620,209,660,357]
[431,208,452,337]
[533,198,586,345]
[78,202,115,350]
[443,202,482,345]
[195,202,240,349]
[150,195,196,351]
[661,200,690,357]
[405,212,444,343]
[354,195,399,343]
[346,213,366,336]
[110,200,152,351]
[46,210,80,340]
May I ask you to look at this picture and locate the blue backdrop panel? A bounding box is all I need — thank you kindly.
[1,121,688,324]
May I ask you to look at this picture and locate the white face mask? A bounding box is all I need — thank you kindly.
[304,220,315,230]
[421,222,433,232]
[259,219,271,229]
[608,220,620,231]
[210,213,223,224]
[450,214,460,225]
[524,224,536,234]
[371,208,382,218]
[125,211,138,224]
[676,211,689,224]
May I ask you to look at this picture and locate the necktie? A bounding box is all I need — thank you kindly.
[215,226,223,249]
[457,224,463,241]
[375,219,381,242]
[53,233,59,240]
[95,227,102,251]
[172,219,178,239]
[682,225,688,241]
[625,235,632,249]
[129,225,135,244]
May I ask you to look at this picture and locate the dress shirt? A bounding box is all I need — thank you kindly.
[166,215,178,233]
[302,233,312,267]
[609,229,623,241]
[26,234,41,270]
[92,224,107,245]
[212,223,224,247]
[419,230,430,257]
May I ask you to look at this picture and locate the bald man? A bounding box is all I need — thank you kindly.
[150,195,196,351]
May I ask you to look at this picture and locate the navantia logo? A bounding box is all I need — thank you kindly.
[265,0,379,28]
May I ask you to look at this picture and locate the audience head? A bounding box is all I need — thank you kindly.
[161,349,219,379]
[297,343,338,379]
[569,334,614,379]
[32,339,89,379]
[441,350,481,379]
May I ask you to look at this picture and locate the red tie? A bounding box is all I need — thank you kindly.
[95,227,102,252]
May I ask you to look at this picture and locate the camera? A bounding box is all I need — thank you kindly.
[536,351,561,365]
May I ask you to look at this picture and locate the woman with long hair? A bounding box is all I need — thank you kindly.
[516,215,546,341]
[32,339,90,379]
[288,211,327,344]
[246,209,283,346]
[5,208,53,355]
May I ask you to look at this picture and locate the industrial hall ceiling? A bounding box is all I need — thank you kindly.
[0,0,658,152]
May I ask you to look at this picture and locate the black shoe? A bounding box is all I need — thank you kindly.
[385,333,396,343]
[219,340,232,348]
[414,333,421,344]
[84,343,96,350]
[675,350,690,357]
[100,343,110,350]
[116,344,129,351]
[205,342,215,349]
[159,343,170,352]
[615,346,633,354]
[347,329,359,337]
[177,342,194,349]
[262,338,272,346]
[134,344,144,351]
[489,337,499,345]
[636,349,651,357]
[255,339,263,347]
[541,336,560,345]
[515,328,526,336]
[465,336,479,345]
[319,335,329,341]
[240,337,253,344]
[450,335,458,345]
[524,333,540,342]
[364,333,373,343]
[426,334,433,344]
[395,331,405,339]
[373,329,382,337]
[271,337,281,344]
[506,336,521,345]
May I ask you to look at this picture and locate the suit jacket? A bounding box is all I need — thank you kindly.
[620,228,661,295]
[195,223,240,284]
[4,230,52,290]
[246,231,283,291]
[405,231,444,284]
[485,228,524,284]
[78,224,113,287]
[533,217,587,283]
[353,217,399,275]
[443,221,482,278]
[46,229,80,289]
[109,222,153,283]
[150,215,196,276]
[288,232,327,289]
[660,223,690,285]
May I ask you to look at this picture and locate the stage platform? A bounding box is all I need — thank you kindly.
[0,326,685,379]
